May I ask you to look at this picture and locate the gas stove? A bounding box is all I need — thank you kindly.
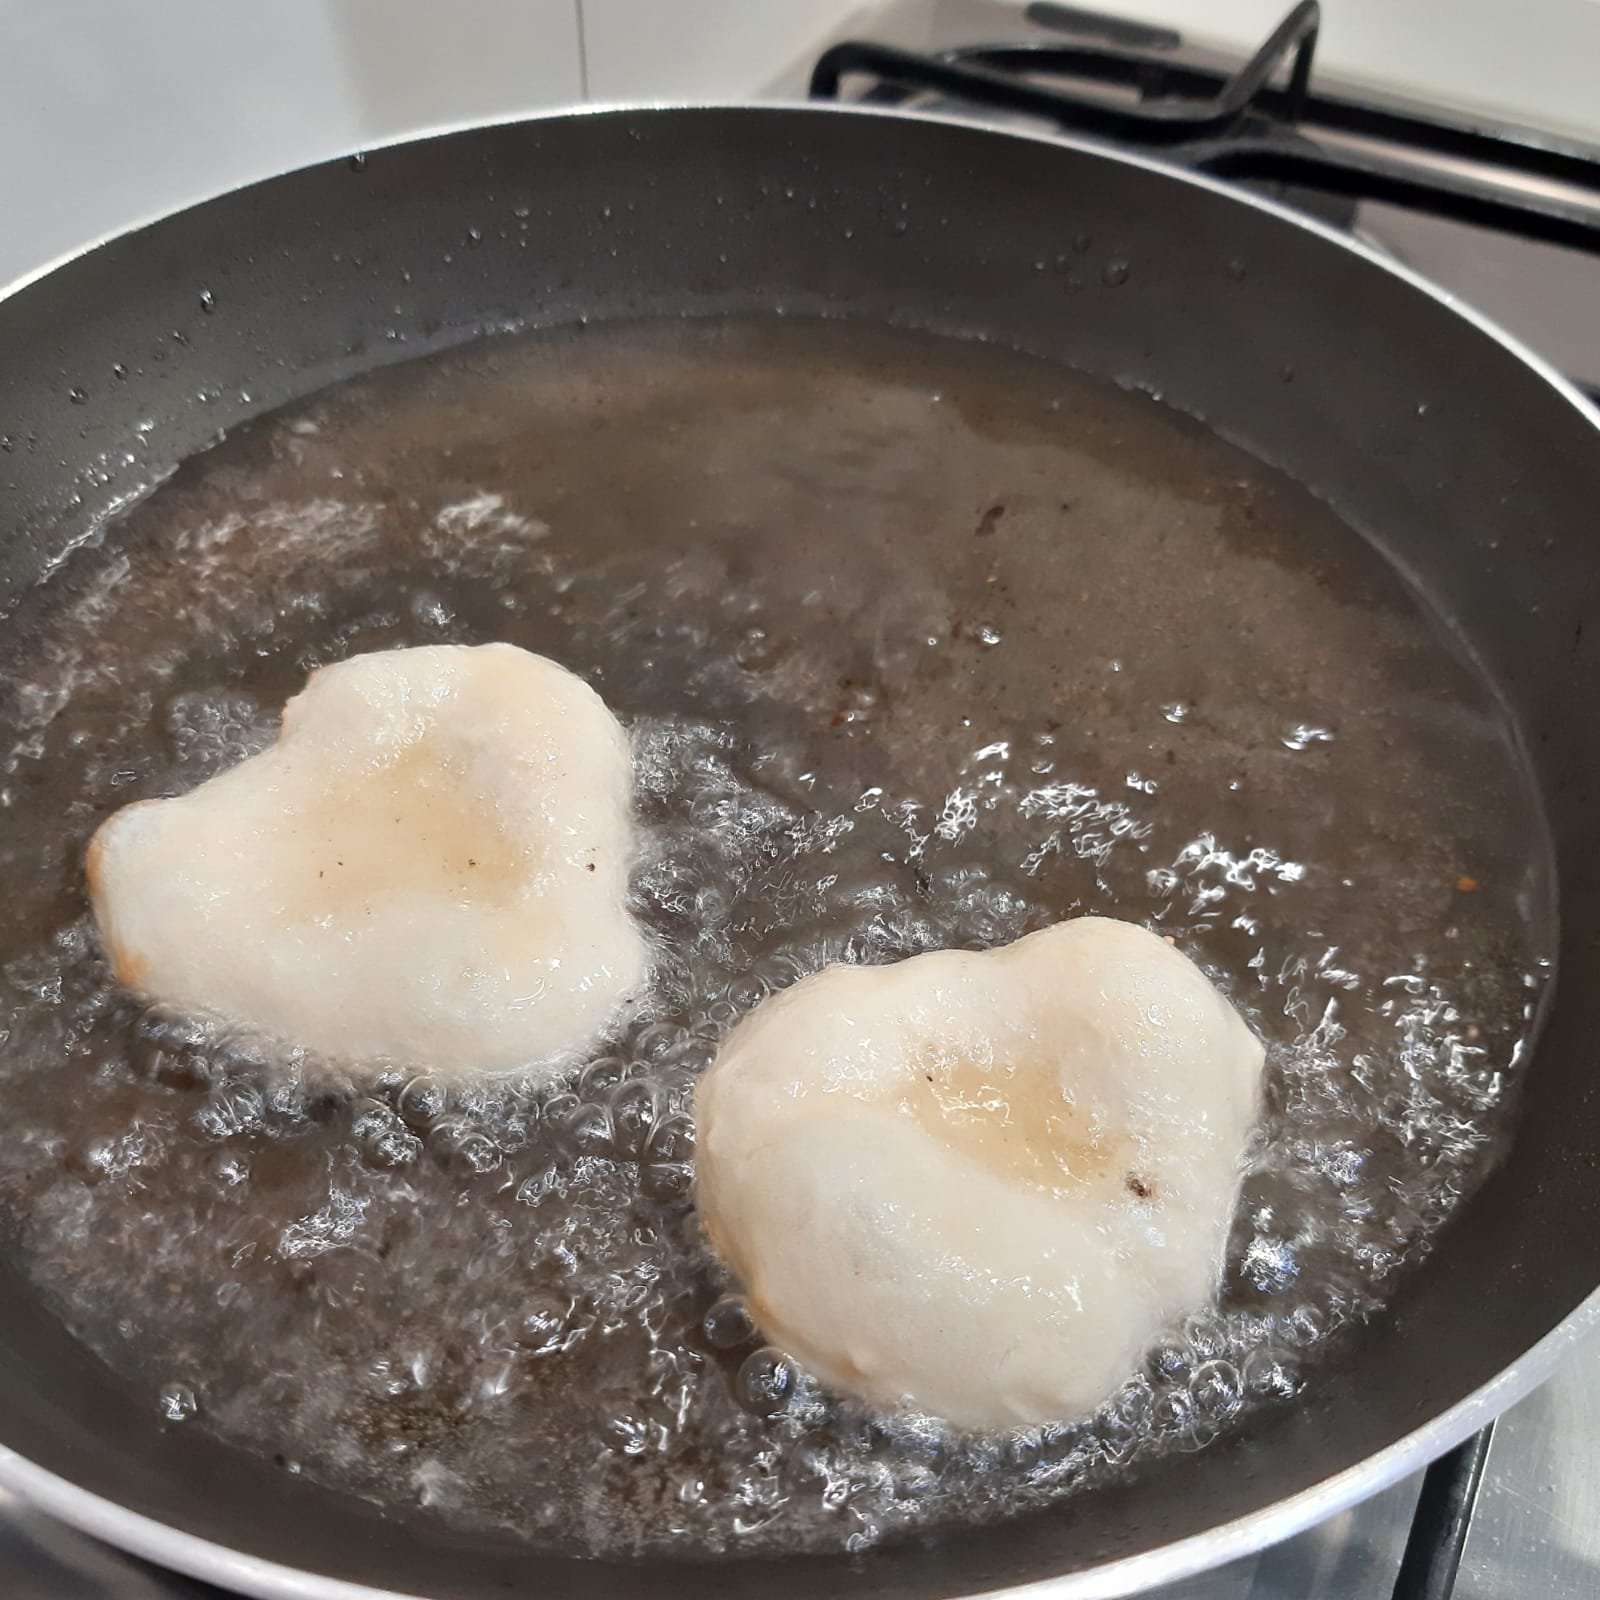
[3,4,1599,1598]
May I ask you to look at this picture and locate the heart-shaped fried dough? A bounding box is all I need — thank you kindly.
[88,644,646,1075]
[695,917,1263,1429]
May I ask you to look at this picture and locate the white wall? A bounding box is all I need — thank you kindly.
[3,0,1599,288]
[580,0,876,99]
[0,0,583,286]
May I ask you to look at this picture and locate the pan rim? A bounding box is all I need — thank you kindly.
[5,1286,1599,1600]
[3,97,1597,437]
[2,99,1598,1600]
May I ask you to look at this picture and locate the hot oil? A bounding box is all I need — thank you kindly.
[0,317,1554,1556]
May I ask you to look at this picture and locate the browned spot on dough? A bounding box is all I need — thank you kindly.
[86,812,158,992]
[102,932,152,991]
[909,1053,1125,1193]
[1125,1173,1156,1200]
[84,834,107,898]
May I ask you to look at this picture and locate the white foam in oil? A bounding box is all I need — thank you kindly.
[0,317,1553,1557]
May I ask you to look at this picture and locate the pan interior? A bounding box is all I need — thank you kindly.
[0,314,1553,1559]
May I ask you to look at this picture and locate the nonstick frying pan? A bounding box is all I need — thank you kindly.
[1,105,1599,1600]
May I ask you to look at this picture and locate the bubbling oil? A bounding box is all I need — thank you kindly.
[0,317,1553,1557]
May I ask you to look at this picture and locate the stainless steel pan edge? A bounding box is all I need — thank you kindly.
[2,1284,1599,1600]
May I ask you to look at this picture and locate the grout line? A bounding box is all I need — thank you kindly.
[573,0,590,100]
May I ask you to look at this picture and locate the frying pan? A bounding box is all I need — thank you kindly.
[1,104,1599,1600]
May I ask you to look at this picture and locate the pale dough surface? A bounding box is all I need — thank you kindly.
[695,917,1264,1429]
[88,643,646,1075]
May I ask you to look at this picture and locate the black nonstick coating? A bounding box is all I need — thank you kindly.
[0,106,1597,1599]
